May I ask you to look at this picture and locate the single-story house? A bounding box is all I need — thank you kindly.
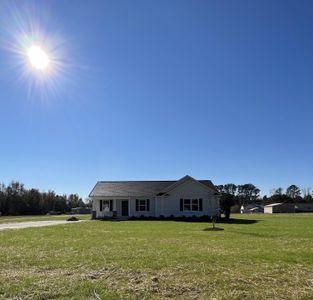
[264,203,295,213]
[89,175,220,219]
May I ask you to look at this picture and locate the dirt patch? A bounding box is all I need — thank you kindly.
[0,220,83,231]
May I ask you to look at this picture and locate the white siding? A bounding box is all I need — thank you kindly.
[156,179,219,217]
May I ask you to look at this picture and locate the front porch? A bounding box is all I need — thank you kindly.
[93,198,130,219]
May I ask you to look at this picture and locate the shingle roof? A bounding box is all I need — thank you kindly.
[89,179,217,197]
[265,202,294,207]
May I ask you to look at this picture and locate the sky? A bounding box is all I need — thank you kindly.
[0,0,313,199]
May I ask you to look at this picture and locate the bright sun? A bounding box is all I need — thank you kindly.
[27,45,50,70]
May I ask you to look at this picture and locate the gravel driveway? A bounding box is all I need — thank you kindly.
[0,220,81,231]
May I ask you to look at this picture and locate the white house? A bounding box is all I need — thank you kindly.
[89,175,220,219]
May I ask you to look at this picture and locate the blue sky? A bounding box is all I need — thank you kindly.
[0,0,312,199]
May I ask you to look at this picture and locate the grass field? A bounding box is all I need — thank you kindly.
[0,214,313,299]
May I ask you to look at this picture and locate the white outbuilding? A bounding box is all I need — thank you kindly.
[264,203,295,214]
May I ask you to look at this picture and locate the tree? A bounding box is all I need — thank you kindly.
[274,187,283,195]
[0,180,83,215]
[216,184,237,195]
[302,188,312,197]
[215,185,224,194]
[237,184,260,205]
[25,189,41,214]
[286,185,301,200]
[223,184,237,195]
[268,193,292,204]
[303,194,313,203]
[6,181,26,215]
[85,198,93,208]
[0,183,6,214]
[67,194,84,210]
[219,193,235,220]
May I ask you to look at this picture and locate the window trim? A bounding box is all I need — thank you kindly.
[100,199,113,212]
[102,200,110,212]
[136,199,150,212]
[180,198,203,212]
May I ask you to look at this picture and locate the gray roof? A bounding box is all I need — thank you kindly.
[89,179,217,197]
[265,203,283,207]
[265,202,294,207]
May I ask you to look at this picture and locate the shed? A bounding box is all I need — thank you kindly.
[264,203,295,214]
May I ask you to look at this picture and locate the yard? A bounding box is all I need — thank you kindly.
[0,214,313,299]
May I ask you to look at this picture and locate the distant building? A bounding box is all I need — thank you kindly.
[295,203,313,213]
[71,207,91,214]
[264,203,295,214]
[240,204,264,214]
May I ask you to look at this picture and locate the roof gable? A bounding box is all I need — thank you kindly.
[159,175,217,194]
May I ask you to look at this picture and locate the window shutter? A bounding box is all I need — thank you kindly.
[180,198,183,211]
[136,199,139,211]
[100,200,103,211]
[109,200,113,211]
[147,199,150,211]
[199,198,203,211]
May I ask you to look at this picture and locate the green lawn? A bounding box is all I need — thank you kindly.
[0,214,313,299]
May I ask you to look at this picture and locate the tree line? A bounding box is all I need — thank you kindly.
[216,183,313,220]
[0,181,87,216]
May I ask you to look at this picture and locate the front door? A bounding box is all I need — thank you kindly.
[121,200,129,217]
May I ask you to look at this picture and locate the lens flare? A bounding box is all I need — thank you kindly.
[0,1,80,104]
[27,45,49,70]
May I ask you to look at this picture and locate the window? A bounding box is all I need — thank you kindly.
[192,199,199,211]
[100,200,113,212]
[136,199,150,211]
[183,199,191,211]
[180,198,203,211]
[102,200,110,212]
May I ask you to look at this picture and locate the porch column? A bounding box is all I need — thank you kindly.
[113,199,117,211]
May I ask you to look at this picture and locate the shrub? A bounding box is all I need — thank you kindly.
[67,216,79,222]
[231,204,240,213]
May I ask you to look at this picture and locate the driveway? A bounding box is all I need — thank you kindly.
[0,220,82,231]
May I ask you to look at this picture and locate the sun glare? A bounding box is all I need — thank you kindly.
[0,4,75,103]
[27,45,49,70]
